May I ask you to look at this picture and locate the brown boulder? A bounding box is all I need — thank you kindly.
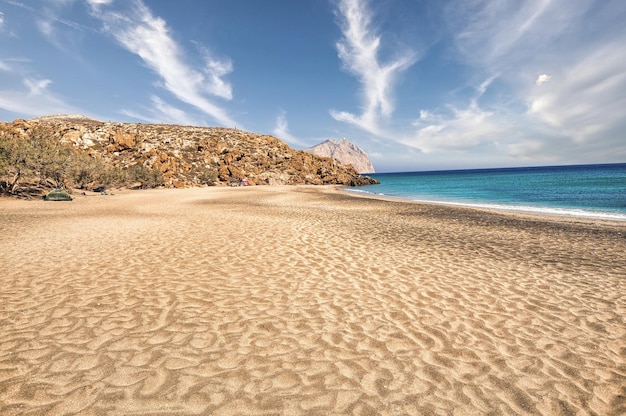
[112,132,138,150]
[228,166,245,180]
[218,165,230,181]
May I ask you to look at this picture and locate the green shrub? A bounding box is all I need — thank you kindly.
[197,168,218,185]
[126,164,164,188]
[67,152,105,189]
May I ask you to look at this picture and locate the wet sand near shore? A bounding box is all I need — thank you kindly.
[1,186,625,415]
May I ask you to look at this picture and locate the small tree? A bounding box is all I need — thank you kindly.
[1,126,88,194]
[0,133,11,193]
[67,152,106,189]
[99,165,129,188]
[197,167,218,185]
[27,126,73,188]
[0,133,34,194]
[127,164,164,188]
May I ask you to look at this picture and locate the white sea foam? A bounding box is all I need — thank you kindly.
[345,189,626,221]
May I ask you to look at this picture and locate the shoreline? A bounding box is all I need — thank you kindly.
[4,183,626,227]
[343,187,626,223]
[340,186,626,232]
[1,185,625,414]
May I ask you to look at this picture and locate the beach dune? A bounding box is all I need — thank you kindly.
[0,186,624,415]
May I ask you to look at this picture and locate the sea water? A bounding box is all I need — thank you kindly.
[349,163,626,221]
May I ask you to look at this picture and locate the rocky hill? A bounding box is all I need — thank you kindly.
[0,116,378,192]
[305,138,375,173]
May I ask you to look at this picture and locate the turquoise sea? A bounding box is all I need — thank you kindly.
[349,163,626,221]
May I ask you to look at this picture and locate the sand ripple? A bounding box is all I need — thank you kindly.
[1,187,625,415]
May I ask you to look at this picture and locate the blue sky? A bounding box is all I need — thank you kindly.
[1,0,625,172]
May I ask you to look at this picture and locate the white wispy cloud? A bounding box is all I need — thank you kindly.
[447,0,580,70]
[0,76,77,116]
[88,0,238,127]
[33,14,86,55]
[330,0,417,135]
[0,8,18,38]
[401,75,507,154]
[48,0,77,6]
[535,74,551,86]
[272,111,306,146]
[85,0,112,6]
[35,18,58,43]
[122,95,200,126]
[403,0,626,165]
[1,0,34,11]
[0,5,73,117]
[529,42,626,145]
[24,77,52,96]
[192,42,233,100]
[406,101,504,154]
[4,0,88,55]
[405,0,566,157]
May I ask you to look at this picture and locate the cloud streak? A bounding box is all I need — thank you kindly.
[121,95,200,126]
[88,0,239,127]
[448,0,578,70]
[272,111,306,146]
[330,0,417,135]
[401,0,626,165]
[405,82,505,154]
[529,42,626,146]
[0,76,77,116]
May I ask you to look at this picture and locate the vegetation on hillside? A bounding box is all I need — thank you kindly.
[1,116,378,198]
[0,125,163,197]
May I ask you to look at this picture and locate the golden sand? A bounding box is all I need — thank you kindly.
[1,186,625,415]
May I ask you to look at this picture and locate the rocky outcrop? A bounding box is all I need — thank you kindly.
[1,116,379,189]
[305,138,375,174]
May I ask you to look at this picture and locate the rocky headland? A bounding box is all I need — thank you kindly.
[306,138,375,174]
[0,115,378,195]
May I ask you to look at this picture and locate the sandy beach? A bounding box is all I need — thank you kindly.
[0,186,624,415]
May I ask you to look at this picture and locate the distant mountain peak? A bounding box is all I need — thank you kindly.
[305,138,375,173]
